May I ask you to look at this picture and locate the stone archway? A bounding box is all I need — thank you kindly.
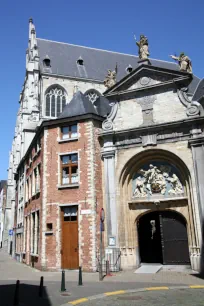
[118,148,199,270]
[138,210,190,265]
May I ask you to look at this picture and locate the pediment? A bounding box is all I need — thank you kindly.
[104,64,192,97]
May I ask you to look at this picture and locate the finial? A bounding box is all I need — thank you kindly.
[29,17,33,23]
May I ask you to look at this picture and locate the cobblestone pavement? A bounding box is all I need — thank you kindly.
[81,289,204,306]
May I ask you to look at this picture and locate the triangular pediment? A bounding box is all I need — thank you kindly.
[104,64,192,97]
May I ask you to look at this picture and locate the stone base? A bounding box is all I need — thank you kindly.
[190,253,201,272]
[120,247,137,270]
[138,58,151,66]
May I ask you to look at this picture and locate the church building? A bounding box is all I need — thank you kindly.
[4,19,204,272]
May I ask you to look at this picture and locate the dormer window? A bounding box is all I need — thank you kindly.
[43,55,51,68]
[126,65,133,73]
[77,56,84,66]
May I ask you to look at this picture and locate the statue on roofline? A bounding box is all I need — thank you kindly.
[104,69,117,89]
[135,34,150,60]
[170,52,192,74]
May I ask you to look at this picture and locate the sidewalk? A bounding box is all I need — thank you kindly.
[1,249,204,306]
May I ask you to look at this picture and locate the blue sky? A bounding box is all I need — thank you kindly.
[0,0,203,178]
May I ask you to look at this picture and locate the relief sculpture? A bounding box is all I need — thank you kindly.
[133,163,183,198]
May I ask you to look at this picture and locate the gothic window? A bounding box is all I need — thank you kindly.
[85,89,101,104]
[45,87,67,117]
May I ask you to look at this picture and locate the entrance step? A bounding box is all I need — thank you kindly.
[134,264,162,274]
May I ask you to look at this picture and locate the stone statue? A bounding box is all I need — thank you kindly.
[170,52,192,73]
[133,176,146,197]
[167,174,183,195]
[133,164,183,198]
[135,34,150,60]
[104,69,117,88]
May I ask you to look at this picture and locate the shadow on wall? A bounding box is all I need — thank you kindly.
[0,283,52,306]
[200,220,204,278]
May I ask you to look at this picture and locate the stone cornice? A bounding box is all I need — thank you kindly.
[188,137,204,147]
[99,116,204,139]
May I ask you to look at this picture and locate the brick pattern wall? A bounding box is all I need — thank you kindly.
[43,119,103,271]
[23,139,43,269]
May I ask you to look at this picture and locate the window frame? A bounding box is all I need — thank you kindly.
[44,86,67,118]
[60,124,78,141]
[59,152,79,187]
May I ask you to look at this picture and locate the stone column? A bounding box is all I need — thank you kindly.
[189,136,204,273]
[103,150,117,246]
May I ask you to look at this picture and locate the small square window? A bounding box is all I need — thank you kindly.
[47,223,53,231]
[61,124,78,140]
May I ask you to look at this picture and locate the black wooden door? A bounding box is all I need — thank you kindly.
[160,211,190,264]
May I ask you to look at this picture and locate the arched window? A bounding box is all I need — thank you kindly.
[85,89,101,104]
[45,86,67,117]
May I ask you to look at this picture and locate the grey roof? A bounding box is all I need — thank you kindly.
[94,96,111,117]
[192,78,204,101]
[37,38,200,95]
[58,91,98,119]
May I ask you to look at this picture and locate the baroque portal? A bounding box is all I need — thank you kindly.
[132,162,183,198]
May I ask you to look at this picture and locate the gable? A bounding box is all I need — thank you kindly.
[104,64,192,97]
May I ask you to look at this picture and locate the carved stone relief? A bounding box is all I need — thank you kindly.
[136,95,156,126]
[133,162,183,198]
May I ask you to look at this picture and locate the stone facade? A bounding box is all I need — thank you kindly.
[5,19,204,273]
[101,63,204,272]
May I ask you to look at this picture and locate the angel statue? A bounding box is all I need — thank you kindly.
[104,69,117,88]
[135,34,150,60]
[170,52,192,74]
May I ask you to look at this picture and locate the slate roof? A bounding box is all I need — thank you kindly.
[192,78,204,101]
[58,91,102,119]
[37,38,200,96]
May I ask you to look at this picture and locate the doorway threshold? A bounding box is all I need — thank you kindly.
[134,263,162,274]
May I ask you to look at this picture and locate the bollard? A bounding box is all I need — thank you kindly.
[39,276,44,297]
[78,266,83,286]
[13,280,20,306]
[106,260,112,277]
[61,270,66,292]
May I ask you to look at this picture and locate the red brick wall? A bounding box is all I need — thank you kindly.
[43,119,103,271]
[23,137,43,270]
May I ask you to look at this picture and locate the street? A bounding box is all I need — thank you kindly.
[1,249,204,305]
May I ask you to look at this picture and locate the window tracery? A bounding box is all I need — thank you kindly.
[45,87,67,117]
[85,89,100,104]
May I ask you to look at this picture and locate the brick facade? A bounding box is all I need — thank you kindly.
[15,117,103,271]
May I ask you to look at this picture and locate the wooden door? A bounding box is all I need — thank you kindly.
[61,206,79,269]
[160,211,190,264]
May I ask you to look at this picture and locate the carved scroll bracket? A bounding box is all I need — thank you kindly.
[177,87,201,117]
[102,102,119,131]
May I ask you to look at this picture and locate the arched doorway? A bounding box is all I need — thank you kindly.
[138,210,190,264]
